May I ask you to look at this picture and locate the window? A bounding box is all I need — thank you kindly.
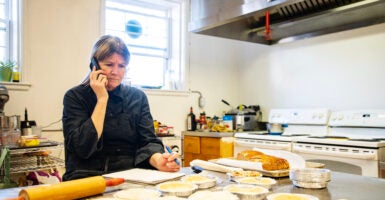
[104,0,186,90]
[0,0,20,69]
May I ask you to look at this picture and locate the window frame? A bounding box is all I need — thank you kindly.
[0,0,23,84]
[102,0,187,92]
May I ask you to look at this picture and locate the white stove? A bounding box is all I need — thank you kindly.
[234,109,385,178]
[234,108,330,154]
[292,110,385,178]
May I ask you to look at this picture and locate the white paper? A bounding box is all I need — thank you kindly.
[215,158,263,170]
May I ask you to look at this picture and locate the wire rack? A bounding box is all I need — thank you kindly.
[0,142,64,185]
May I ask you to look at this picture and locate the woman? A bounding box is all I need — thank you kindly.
[62,35,180,181]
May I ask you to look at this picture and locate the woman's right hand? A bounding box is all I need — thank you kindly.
[90,66,109,100]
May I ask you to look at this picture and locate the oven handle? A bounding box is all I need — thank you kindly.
[292,148,377,160]
[234,140,291,151]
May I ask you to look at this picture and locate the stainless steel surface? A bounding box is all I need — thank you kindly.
[189,0,385,45]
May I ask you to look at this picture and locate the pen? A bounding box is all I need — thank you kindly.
[165,145,180,166]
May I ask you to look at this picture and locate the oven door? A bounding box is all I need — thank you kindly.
[293,144,379,177]
[234,138,292,157]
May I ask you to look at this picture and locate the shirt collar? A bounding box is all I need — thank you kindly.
[108,84,124,100]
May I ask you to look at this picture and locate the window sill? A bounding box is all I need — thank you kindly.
[0,82,32,91]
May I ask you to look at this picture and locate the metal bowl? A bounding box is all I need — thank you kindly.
[181,174,216,189]
[290,168,331,182]
[223,184,269,200]
[156,181,198,197]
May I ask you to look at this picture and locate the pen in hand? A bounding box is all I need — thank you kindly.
[165,146,180,166]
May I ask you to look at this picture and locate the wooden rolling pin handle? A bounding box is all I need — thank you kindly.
[105,178,125,186]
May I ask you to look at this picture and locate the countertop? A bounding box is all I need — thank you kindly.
[2,168,385,200]
[182,131,234,138]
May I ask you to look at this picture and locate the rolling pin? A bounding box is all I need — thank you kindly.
[17,176,124,200]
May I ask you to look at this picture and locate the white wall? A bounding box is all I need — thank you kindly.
[235,23,385,119]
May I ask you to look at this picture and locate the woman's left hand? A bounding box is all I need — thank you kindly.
[150,152,181,172]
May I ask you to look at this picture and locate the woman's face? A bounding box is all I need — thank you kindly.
[99,53,127,91]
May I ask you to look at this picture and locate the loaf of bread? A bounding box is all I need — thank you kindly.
[236,150,290,171]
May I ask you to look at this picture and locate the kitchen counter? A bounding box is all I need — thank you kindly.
[2,168,385,200]
[182,131,234,137]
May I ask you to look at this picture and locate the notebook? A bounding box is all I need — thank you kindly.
[103,168,185,184]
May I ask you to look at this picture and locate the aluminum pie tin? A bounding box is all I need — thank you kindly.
[156,181,198,197]
[188,191,239,200]
[290,168,331,182]
[266,193,319,200]
[292,180,329,189]
[113,188,161,199]
[227,170,263,182]
[223,184,269,200]
[290,168,331,189]
[236,177,277,190]
[180,174,216,189]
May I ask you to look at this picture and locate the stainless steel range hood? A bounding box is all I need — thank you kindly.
[189,0,385,45]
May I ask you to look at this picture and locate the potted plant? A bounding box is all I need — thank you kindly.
[0,60,15,82]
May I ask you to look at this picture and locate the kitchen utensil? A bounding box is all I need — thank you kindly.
[0,85,9,116]
[18,176,124,200]
[267,123,283,135]
[20,108,36,136]
[221,100,261,131]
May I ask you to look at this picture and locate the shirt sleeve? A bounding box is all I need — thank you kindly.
[62,88,102,159]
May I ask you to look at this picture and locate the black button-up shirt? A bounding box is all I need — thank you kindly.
[62,84,164,181]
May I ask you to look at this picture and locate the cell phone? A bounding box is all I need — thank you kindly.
[90,57,101,71]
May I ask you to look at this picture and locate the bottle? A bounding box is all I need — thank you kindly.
[187,107,196,131]
[12,65,20,82]
[223,115,233,131]
[236,105,245,132]
[199,112,208,131]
